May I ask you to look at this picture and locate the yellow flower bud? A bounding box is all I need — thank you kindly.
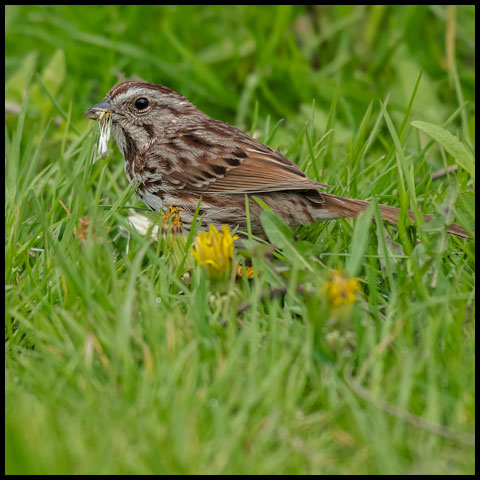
[191,224,238,279]
[322,270,361,308]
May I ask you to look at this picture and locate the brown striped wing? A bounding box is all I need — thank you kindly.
[158,121,329,194]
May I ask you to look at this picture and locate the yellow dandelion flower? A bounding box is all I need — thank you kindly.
[235,264,255,279]
[191,224,238,279]
[322,270,361,308]
[162,205,184,234]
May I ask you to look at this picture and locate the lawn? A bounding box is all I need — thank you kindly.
[5,5,475,475]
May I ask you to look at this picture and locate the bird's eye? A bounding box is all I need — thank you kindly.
[135,97,149,110]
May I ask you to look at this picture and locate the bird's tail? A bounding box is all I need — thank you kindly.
[318,192,471,239]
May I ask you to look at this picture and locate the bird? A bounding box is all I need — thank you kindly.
[85,81,470,239]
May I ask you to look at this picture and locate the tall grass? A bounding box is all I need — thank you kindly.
[5,5,475,474]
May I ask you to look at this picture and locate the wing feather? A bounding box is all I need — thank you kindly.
[157,121,329,194]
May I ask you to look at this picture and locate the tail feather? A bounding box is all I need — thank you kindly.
[320,193,472,239]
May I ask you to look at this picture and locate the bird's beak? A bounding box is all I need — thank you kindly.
[85,97,115,120]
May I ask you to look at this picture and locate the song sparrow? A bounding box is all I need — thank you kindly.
[85,81,469,238]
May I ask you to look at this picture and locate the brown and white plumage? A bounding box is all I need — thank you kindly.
[85,81,470,239]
